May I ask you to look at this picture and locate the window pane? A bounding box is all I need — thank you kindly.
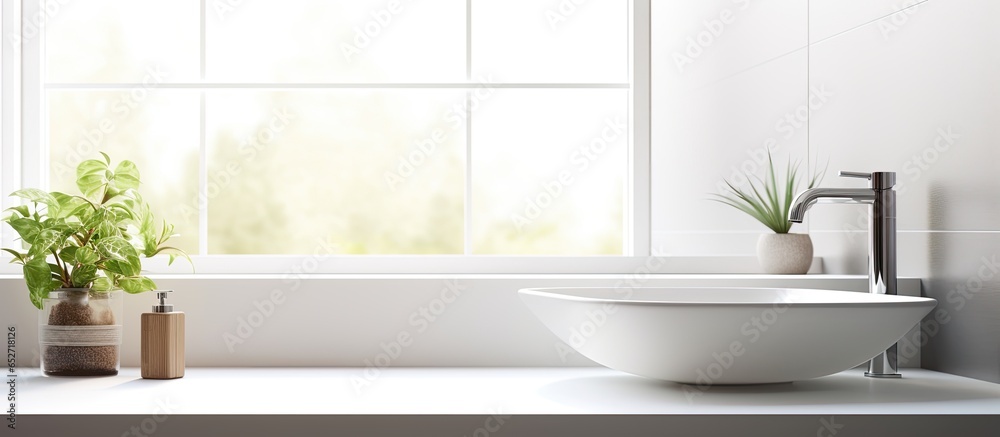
[205,90,465,254]
[471,89,627,254]
[47,90,201,254]
[206,0,466,83]
[46,0,200,82]
[472,0,628,83]
[40,3,633,260]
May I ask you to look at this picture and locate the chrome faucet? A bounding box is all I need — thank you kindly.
[789,171,900,378]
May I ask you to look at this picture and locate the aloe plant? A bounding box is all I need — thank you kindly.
[2,153,190,309]
[711,151,826,234]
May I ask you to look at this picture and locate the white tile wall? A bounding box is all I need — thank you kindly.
[650,0,1000,382]
[807,0,1000,382]
[808,0,919,43]
[808,0,1000,233]
[651,0,809,253]
[922,231,1000,382]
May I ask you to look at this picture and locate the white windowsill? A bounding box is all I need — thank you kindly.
[0,273,861,281]
[0,255,825,275]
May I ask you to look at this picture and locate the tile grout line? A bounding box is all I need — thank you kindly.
[703,0,936,87]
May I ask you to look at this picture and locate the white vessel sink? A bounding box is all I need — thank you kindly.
[519,287,936,384]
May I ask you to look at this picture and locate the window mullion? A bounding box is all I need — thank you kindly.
[465,0,472,81]
[464,0,473,255]
[21,0,45,195]
[199,0,208,256]
[464,91,473,255]
[200,0,207,81]
[198,93,208,256]
[629,0,652,256]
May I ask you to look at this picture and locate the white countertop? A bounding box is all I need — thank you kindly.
[15,367,1000,415]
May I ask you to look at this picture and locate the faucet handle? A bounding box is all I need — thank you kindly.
[838,171,872,179]
[839,171,896,190]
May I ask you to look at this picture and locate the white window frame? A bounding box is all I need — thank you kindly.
[1,0,653,275]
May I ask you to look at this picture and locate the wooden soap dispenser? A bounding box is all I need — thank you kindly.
[141,290,185,379]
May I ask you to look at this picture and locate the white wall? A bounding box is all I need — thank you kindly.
[810,0,1000,382]
[651,0,998,275]
[650,0,810,257]
[808,0,1000,276]
[650,0,1000,382]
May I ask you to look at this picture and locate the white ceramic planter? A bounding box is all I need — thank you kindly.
[757,233,813,274]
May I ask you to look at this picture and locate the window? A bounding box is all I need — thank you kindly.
[5,0,650,273]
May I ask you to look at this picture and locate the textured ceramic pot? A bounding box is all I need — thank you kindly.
[757,233,813,274]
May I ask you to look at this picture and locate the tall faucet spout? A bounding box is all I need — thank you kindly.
[788,188,876,223]
[786,171,900,378]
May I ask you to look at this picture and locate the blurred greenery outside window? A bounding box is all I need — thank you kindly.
[39,0,632,256]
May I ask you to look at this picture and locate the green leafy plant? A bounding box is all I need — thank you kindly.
[2,153,191,309]
[711,151,826,234]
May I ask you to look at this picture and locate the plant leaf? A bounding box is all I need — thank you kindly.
[2,248,26,264]
[4,205,30,219]
[41,217,77,235]
[76,159,110,199]
[112,160,141,191]
[83,208,107,230]
[10,188,59,208]
[49,192,88,219]
[66,201,95,223]
[96,237,141,277]
[95,237,137,260]
[118,276,156,294]
[91,276,114,291]
[24,256,56,309]
[70,264,99,288]
[107,203,137,222]
[150,246,194,270]
[711,149,817,234]
[8,218,42,244]
[104,258,140,277]
[27,229,64,258]
[58,246,78,264]
[809,159,829,189]
[75,246,100,265]
[136,210,157,257]
[96,218,122,240]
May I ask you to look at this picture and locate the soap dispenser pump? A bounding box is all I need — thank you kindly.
[141,290,185,379]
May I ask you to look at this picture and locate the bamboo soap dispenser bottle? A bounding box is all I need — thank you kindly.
[141,290,185,379]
